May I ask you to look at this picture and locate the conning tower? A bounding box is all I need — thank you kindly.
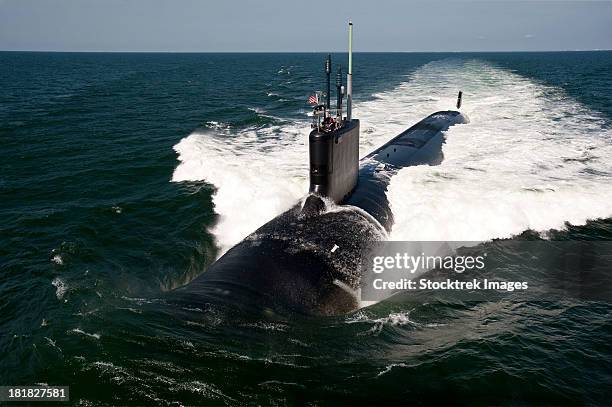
[308,21,359,203]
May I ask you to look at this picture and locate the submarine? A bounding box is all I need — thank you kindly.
[173,21,468,316]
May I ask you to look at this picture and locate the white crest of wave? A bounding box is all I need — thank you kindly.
[172,59,612,252]
[172,124,309,253]
[384,60,612,240]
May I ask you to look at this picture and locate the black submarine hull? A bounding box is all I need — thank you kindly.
[172,111,468,315]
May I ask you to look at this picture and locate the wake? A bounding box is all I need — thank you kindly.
[172,59,612,251]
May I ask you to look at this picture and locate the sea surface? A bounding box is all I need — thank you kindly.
[1,51,612,405]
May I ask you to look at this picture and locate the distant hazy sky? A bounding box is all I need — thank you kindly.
[0,0,610,52]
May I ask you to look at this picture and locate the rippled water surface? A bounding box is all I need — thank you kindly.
[1,51,612,405]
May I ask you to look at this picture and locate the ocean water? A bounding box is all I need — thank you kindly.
[1,51,611,405]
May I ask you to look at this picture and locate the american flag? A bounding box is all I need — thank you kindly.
[308,94,318,105]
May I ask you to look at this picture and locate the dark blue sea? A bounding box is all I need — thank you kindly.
[1,51,612,405]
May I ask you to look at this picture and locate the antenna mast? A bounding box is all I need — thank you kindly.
[346,20,353,121]
[325,54,331,116]
[336,67,343,119]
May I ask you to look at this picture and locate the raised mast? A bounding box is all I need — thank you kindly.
[336,67,343,119]
[325,54,332,115]
[346,20,353,121]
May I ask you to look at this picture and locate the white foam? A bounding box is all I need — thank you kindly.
[70,328,101,340]
[172,58,612,253]
[172,123,309,253]
[51,277,67,300]
[384,59,612,240]
[377,363,408,377]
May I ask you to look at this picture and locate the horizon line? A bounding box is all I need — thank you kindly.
[1,49,611,54]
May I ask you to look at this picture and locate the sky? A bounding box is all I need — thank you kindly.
[0,0,610,52]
